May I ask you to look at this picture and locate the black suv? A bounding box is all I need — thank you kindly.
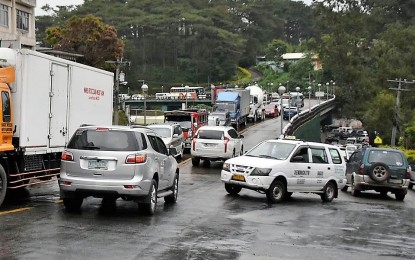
[343,147,411,200]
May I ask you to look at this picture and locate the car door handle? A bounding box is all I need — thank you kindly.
[308,166,311,169]
[155,157,158,161]
[327,167,331,170]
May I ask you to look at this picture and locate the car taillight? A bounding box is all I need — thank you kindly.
[405,166,411,179]
[126,153,147,164]
[359,164,365,175]
[61,151,73,161]
[224,136,230,153]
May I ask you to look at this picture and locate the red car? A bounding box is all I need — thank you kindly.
[264,103,280,118]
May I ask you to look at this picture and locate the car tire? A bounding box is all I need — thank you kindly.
[232,149,236,158]
[321,181,336,202]
[266,179,286,204]
[63,197,83,212]
[192,157,200,167]
[409,183,413,190]
[369,162,390,182]
[0,165,7,207]
[225,184,242,195]
[139,179,157,215]
[341,185,348,192]
[165,174,179,204]
[202,159,211,168]
[240,146,244,156]
[351,178,360,196]
[395,191,406,201]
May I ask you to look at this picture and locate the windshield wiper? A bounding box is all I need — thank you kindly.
[257,154,278,159]
[82,145,101,150]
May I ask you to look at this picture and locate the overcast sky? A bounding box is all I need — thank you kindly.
[35,0,312,16]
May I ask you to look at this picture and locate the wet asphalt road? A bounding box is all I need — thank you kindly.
[1,101,415,260]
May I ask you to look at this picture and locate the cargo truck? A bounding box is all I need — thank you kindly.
[246,84,265,122]
[0,48,113,207]
[214,89,250,129]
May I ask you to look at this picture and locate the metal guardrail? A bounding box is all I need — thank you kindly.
[282,96,336,137]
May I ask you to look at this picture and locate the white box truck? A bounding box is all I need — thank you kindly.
[0,48,113,207]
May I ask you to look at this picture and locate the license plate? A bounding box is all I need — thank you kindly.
[204,143,217,147]
[88,160,108,170]
[232,174,245,182]
[388,179,402,184]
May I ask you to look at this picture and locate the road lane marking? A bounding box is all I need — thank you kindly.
[0,207,32,216]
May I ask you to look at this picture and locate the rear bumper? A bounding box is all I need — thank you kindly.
[59,176,151,199]
[354,174,410,192]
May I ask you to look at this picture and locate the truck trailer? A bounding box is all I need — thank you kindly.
[214,89,250,129]
[0,48,113,207]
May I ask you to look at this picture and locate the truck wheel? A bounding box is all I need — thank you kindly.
[321,181,336,202]
[266,179,286,203]
[63,197,83,212]
[225,184,242,195]
[0,165,7,207]
[254,113,257,123]
[165,174,179,204]
[139,179,158,215]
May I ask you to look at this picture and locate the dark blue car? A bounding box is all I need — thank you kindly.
[282,107,298,120]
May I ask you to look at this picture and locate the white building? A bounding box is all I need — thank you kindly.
[0,0,36,49]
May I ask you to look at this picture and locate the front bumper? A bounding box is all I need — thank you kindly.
[221,170,273,191]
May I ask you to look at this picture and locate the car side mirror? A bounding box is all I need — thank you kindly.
[168,147,177,156]
[291,155,305,162]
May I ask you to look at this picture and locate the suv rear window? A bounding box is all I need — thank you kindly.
[197,130,224,140]
[67,129,140,151]
[368,150,404,166]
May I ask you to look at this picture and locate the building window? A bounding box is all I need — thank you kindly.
[0,4,8,27]
[16,9,29,31]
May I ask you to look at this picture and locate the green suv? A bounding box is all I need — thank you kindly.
[343,147,411,200]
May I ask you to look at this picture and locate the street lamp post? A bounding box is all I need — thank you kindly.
[326,82,330,100]
[308,86,312,110]
[332,81,336,96]
[318,83,322,105]
[278,85,286,137]
[184,85,190,109]
[162,85,164,93]
[141,83,148,125]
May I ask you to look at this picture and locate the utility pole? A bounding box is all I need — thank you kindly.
[106,59,130,125]
[387,78,414,146]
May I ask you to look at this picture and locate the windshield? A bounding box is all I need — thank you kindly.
[165,115,192,129]
[151,127,171,138]
[368,150,404,166]
[210,113,226,120]
[67,129,140,151]
[216,103,236,112]
[246,142,296,160]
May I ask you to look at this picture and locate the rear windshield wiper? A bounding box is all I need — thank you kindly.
[81,145,101,150]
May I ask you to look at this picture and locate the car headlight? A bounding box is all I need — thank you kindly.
[251,168,272,176]
[223,163,230,172]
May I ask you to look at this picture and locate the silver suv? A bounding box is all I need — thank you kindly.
[59,125,179,215]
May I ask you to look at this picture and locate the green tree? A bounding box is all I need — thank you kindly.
[44,15,124,69]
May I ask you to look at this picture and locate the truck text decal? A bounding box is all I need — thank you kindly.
[84,87,105,100]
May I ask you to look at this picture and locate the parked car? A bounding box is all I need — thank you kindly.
[147,123,185,159]
[191,126,244,166]
[343,147,411,200]
[282,107,299,120]
[221,139,347,203]
[264,102,280,118]
[131,94,144,100]
[59,125,179,215]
